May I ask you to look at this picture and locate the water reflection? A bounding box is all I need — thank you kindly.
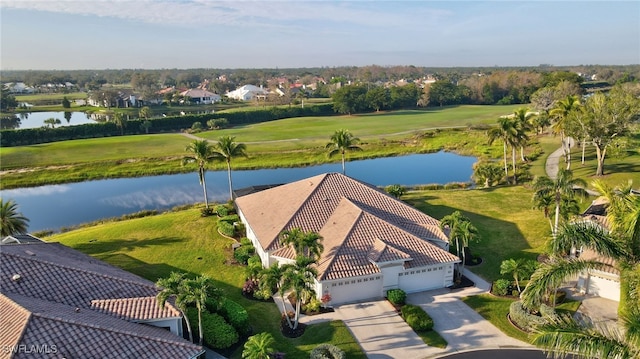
[1,152,477,232]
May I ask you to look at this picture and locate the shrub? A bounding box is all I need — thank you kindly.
[508,301,546,331]
[310,343,346,359]
[539,303,560,322]
[218,221,235,237]
[215,204,230,216]
[492,279,512,296]
[401,304,434,331]
[242,279,259,297]
[186,308,239,349]
[304,297,322,313]
[219,298,250,336]
[253,288,273,301]
[386,289,406,306]
[200,207,215,217]
[234,243,255,264]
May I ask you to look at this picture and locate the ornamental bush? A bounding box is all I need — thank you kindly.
[508,301,546,331]
[539,303,560,322]
[186,308,239,349]
[234,242,255,264]
[401,304,434,331]
[218,221,235,237]
[386,289,406,306]
[219,298,250,336]
[492,279,512,296]
[215,204,230,217]
[310,343,346,359]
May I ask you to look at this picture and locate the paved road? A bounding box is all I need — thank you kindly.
[435,349,550,359]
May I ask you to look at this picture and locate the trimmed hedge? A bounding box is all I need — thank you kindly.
[187,307,239,349]
[508,301,546,331]
[386,289,406,306]
[401,304,434,331]
[218,298,251,336]
[218,221,235,237]
[310,343,346,359]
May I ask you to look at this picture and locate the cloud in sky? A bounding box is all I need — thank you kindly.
[1,1,638,70]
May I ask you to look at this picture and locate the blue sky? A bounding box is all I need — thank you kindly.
[1,1,638,70]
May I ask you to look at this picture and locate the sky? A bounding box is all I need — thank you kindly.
[1,1,638,70]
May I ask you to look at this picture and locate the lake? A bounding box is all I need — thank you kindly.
[6,111,97,129]
[1,152,477,233]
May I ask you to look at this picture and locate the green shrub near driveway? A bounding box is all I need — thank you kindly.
[218,298,251,337]
[186,307,239,349]
[508,301,546,331]
[310,343,346,359]
[386,289,406,306]
[401,304,434,331]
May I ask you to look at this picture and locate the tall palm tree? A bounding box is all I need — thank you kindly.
[440,211,479,280]
[213,136,247,201]
[281,256,318,330]
[511,108,533,162]
[182,140,216,209]
[532,169,588,237]
[0,199,29,236]
[279,228,324,261]
[156,272,194,343]
[112,112,126,135]
[326,129,362,175]
[242,332,276,359]
[550,95,581,170]
[157,273,222,346]
[522,181,640,358]
[488,117,519,184]
[259,264,292,328]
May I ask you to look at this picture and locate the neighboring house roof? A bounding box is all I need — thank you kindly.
[180,88,220,98]
[225,85,270,100]
[579,248,619,276]
[236,173,458,281]
[579,197,619,276]
[0,241,203,358]
[1,234,44,245]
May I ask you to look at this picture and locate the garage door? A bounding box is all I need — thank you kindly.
[326,276,383,305]
[587,274,620,301]
[398,266,443,293]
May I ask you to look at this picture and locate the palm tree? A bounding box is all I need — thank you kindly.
[500,258,537,292]
[242,332,276,359]
[440,211,479,280]
[511,108,533,162]
[488,117,519,184]
[139,106,152,120]
[281,256,318,330]
[532,169,588,237]
[550,95,581,170]
[522,181,640,358]
[157,273,223,346]
[385,184,407,199]
[0,199,29,236]
[182,140,216,209]
[326,129,362,175]
[44,117,61,128]
[213,136,247,201]
[279,228,324,261]
[472,161,503,188]
[259,264,292,328]
[156,272,194,343]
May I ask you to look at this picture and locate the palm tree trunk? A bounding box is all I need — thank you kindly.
[180,308,194,343]
[595,144,606,176]
[280,292,293,329]
[554,200,561,237]
[200,167,209,209]
[520,145,526,162]
[341,151,346,175]
[515,274,521,292]
[293,299,301,329]
[197,305,204,345]
[511,146,517,184]
[503,142,508,180]
[581,138,587,165]
[226,160,233,200]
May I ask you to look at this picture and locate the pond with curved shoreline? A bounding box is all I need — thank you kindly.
[1,151,477,233]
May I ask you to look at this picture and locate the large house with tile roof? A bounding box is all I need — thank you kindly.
[235,172,460,305]
[0,236,203,358]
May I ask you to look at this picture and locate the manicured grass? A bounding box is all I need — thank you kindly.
[404,186,554,282]
[461,294,531,343]
[15,92,88,102]
[416,330,448,349]
[45,207,365,359]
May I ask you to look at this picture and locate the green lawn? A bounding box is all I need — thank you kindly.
[46,207,365,359]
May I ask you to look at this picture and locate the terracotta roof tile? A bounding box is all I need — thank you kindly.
[579,248,619,275]
[0,294,30,352]
[237,173,459,282]
[91,296,181,321]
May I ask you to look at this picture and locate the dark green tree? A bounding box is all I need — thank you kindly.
[0,199,30,236]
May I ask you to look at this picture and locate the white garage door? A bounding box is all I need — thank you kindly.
[398,266,443,293]
[327,276,383,305]
[588,274,620,301]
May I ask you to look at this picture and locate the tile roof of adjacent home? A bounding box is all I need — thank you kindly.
[0,242,203,359]
[236,172,459,281]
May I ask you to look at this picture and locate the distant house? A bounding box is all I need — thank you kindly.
[3,82,34,94]
[225,85,270,101]
[0,236,204,358]
[575,197,620,301]
[180,89,221,104]
[235,173,460,305]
